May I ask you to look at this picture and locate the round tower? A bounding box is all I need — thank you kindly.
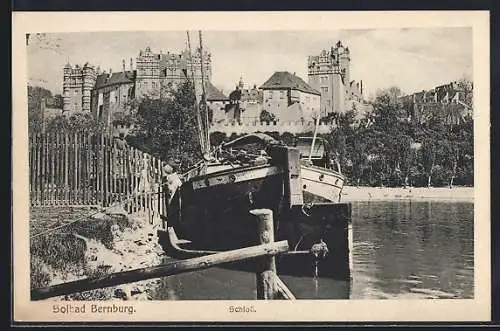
[63,63,72,112]
[339,45,350,84]
[82,63,97,112]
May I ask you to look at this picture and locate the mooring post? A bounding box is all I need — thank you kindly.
[250,208,277,300]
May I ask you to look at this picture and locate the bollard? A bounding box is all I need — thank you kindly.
[250,208,277,300]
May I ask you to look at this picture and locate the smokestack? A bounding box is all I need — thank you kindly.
[130,58,133,71]
[122,59,126,73]
[361,80,363,96]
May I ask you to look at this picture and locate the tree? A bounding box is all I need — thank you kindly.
[52,94,64,109]
[28,85,53,134]
[125,81,201,172]
[259,109,277,123]
[45,112,106,134]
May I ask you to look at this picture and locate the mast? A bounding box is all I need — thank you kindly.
[186,31,206,155]
[309,113,321,163]
[198,30,211,157]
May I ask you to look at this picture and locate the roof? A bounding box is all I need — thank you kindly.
[259,71,320,95]
[95,70,135,89]
[206,82,228,101]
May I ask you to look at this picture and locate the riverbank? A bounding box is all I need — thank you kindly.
[341,186,474,202]
[30,206,166,301]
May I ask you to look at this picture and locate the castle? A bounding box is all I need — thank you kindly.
[62,41,369,130]
[307,40,364,117]
[62,46,212,124]
[400,80,473,124]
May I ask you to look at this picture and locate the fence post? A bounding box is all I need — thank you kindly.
[250,208,277,300]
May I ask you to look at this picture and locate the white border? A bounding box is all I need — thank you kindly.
[12,11,490,322]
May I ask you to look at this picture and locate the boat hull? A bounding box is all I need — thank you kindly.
[301,165,345,203]
[162,164,352,280]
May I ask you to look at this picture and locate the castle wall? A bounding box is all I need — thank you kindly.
[262,89,289,118]
[210,121,334,137]
[92,82,134,125]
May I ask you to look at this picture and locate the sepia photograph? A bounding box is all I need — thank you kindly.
[12,11,490,323]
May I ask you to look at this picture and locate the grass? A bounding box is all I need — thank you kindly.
[29,206,135,299]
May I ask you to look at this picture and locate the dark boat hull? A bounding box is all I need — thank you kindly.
[161,163,352,280]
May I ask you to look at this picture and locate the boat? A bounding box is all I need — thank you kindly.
[157,31,352,281]
[294,136,345,203]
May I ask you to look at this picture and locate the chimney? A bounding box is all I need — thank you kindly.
[122,59,126,73]
[129,58,133,71]
[360,80,363,95]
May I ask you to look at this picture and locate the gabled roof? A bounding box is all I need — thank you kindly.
[95,70,135,89]
[206,82,228,101]
[259,71,320,95]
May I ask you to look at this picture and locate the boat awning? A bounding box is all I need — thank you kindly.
[295,137,326,159]
[222,133,279,148]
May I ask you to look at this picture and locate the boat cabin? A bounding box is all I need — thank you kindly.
[294,136,329,167]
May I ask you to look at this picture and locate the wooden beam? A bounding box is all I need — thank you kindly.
[31,240,289,301]
[251,208,277,300]
[274,274,296,300]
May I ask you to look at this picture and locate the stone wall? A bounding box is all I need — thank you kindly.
[210,121,334,137]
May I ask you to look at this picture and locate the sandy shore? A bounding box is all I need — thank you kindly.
[40,206,167,301]
[340,186,474,202]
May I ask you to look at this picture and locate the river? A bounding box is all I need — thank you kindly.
[151,200,474,300]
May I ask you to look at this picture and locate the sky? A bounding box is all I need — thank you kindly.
[26,28,472,99]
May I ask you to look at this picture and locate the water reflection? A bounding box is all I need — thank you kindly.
[351,201,474,299]
[150,201,474,300]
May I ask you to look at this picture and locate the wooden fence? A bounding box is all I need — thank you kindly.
[29,132,168,221]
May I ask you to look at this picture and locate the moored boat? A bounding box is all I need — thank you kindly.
[157,31,352,281]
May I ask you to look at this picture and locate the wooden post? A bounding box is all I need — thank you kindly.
[31,240,289,301]
[251,208,277,300]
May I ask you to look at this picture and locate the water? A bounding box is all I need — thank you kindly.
[151,200,474,300]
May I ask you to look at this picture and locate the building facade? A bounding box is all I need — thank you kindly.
[135,46,212,100]
[260,71,321,122]
[236,77,263,124]
[307,40,364,116]
[400,80,473,124]
[63,63,97,113]
[62,46,213,126]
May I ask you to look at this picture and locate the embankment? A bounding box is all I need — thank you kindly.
[340,186,474,203]
[30,205,166,301]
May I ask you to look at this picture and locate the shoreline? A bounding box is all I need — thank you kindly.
[30,206,166,301]
[340,185,474,203]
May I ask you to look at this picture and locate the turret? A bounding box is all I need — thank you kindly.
[63,63,72,112]
[339,42,350,84]
[82,63,97,112]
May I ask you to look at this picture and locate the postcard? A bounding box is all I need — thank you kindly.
[12,10,490,323]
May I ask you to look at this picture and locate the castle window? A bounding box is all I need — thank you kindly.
[321,87,329,94]
[74,90,78,96]
[152,82,156,89]
[279,91,285,99]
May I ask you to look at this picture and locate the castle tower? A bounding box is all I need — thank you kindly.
[82,63,97,112]
[135,46,161,99]
[339,46,350,85]
[63,63,72,112]
[238,76,244,89]
[307,41,353,116]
